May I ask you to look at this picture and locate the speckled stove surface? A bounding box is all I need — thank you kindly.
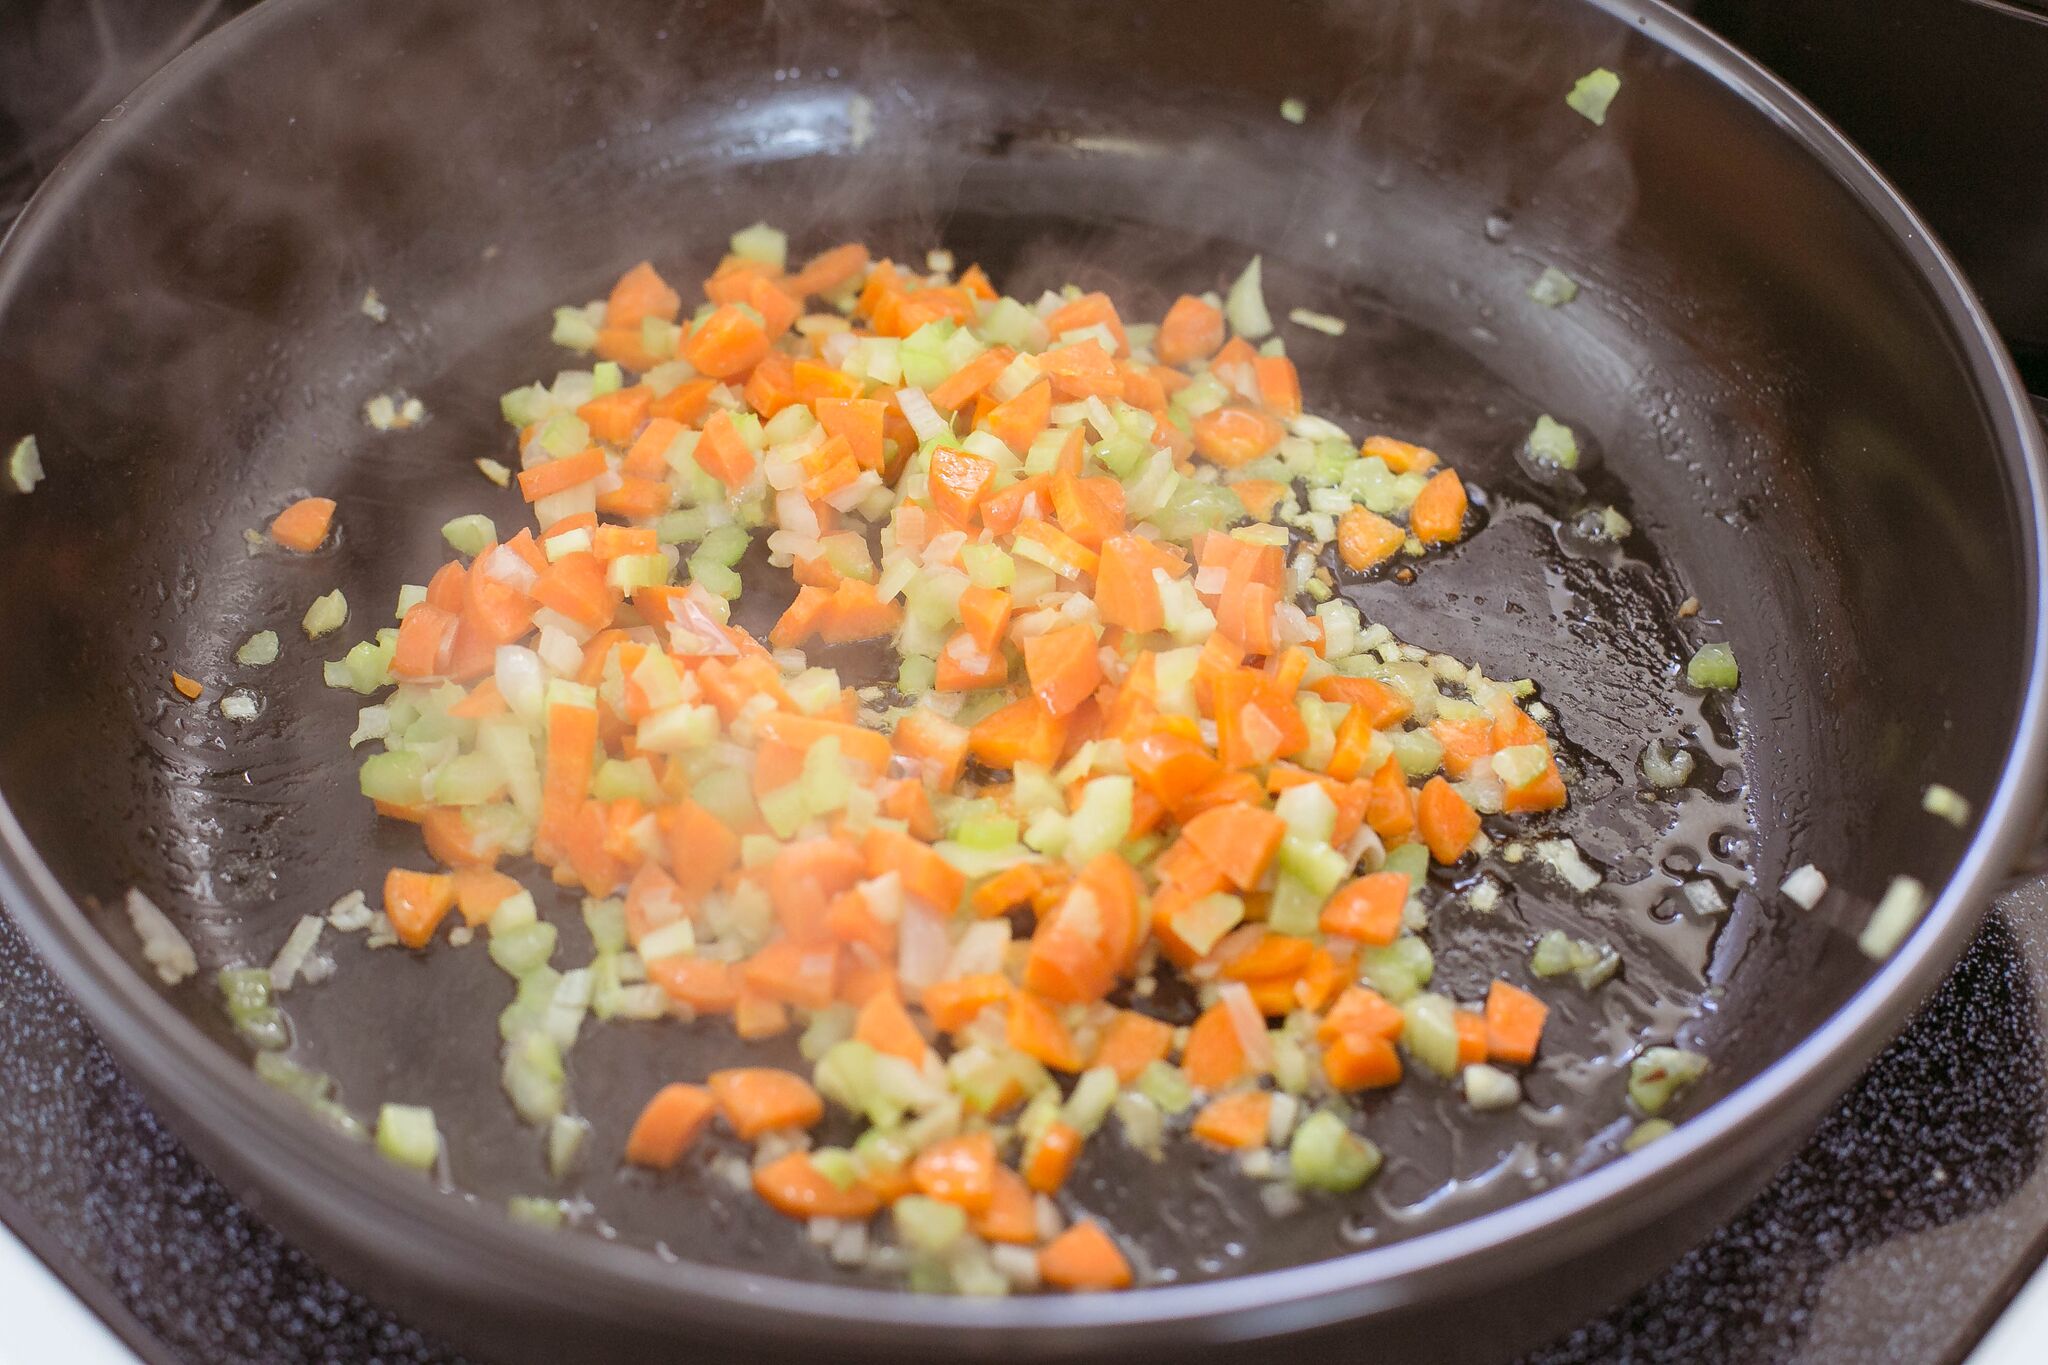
[4,3,2048,1362]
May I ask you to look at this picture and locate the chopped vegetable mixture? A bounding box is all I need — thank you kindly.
[285,229,1711,1295]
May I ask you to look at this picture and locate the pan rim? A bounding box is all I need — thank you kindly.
[1,0,2045,1349]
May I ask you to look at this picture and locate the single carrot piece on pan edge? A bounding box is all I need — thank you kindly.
[1485,980,1550,1066]
[706,1067,824,1139]
[1039,1220,1134,1292]
[754,1151,883,1220]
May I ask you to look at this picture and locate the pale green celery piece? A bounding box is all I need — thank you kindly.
[358,750,429,806]
[1274,781,1339,845]
[954,814,1021,851]
[339,636,393,693]
[895,1196,969,1253]
[1529,929,1580,978]
[435,753,505,806]
[396,583,428,617]
[375,1103,441,1172]
[1390,727,1445,778]
[1226,254,1273,339]
[978,297,1044,351]
[607,554,669,593]
[8,435,43,493]
[640,316,682,361]
[1623,1118,1675,1152]
[498,967,561,1042]
[551,307,599,352]
[1360,935,1434,1003]
[489,922,558,977]
[589,361,624,396]
[1922,783,1972,828]
[1528,266,1580,307]
[1685,642,1739,690]
[1400,993,1461,1077]
[692,768,757,828]
[1289,1111,1382,1192]
[1136,1060,1195,1115]
[658,506,711,547]
[1279,96,1308,124]
[798,1004,857,1063]
[1277,836,1348,897]
[502,1029,565,1125]
[1065,776,1134,866]
[219,967,288,1050]
[442,514,497,557]
[729,222,788,271]
[1148,481,1245,542]
[235,630,280,667]
[1062,1066,1119,1136]
[302,589,348,639]
[1525,415,1578,470]
[1266,873,1324,938]
[1628,1046,1707,1114]
[688,555,742,599]
[699,524,751,567]
[801,736,854,817]
[1567,67,1622,125]
[547,1114,589,1180]
[507,1196,564,1229]
[254,1052,337,1104]
[758,781,811,839]
[500,384,552,428]
[1382,842,1429,884]
[539,412,591,458]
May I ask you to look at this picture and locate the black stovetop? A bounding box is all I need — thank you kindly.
[4,3,2048,1362]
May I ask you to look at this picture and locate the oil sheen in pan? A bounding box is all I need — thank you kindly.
[252,229,1753,1287]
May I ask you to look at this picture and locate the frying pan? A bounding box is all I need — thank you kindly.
[0,0,2042,1359]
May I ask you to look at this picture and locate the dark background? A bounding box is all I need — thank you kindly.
[4,1,2048,1361]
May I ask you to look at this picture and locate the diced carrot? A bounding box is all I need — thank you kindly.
[888,709,969,791]
[786,242,870,298]
[657,798,740,900]
[982,378,1051,453]
[594,325,664,372]
[1013,518,1099,578]
[1485,980,1549,1066]
[604,261,682,330]
[734,992,791,1040]
[819,578,901,643]
[1177,801,1286,891]
[815,396,887,475]
[649,376,718,425]
[956,585,1012,659]
[745,274,800,339]
[1362,434,1439,474]
[743,350,800,418]
[1364,757,1417,842]
[1023,1121,1083,1195]
[1037,338,1124,402]
[1093,535,1184,634]
[1192,1089,1273,1149]
[1126,731,1226,813]
[1318,985,1407,1044]
[1219,930,1315,984]
[1429,717,1498,780]
[911,1131,999,1213]
[1093,1010,1175,1085]
[754,1152,883,1220]
[1191,406,1284,469]
[383,868,455,949]
[530,552,614,632]
[1338,506,1405,571]
[682,304,771,379]
[1253,354,1301,417]
[1182,1001,1251,1090]
[973,1166,1039,1245]
[539,700,600,848]
[1455,1009,1489,1067]
[1044,291,1128,354]
[1502,759,1568,813]
[694,409,756,490]
[389,601,455,679]
[980,474,1048,538]
[1006,990,1090,1072]
[1039,1220,1132,1292]
[921,973,1012,1033]
[596,476,671,519]
[1313,674,1413,724]
[1323,1033,1403,1090]
[1231,479,1288,522]
[864,825,967,913]
[1319,871,1410,946]
[854,986,931,1066]
[517,446,607,502]
[1410,468,1469,545]
[451,867,522,926]
[649,954,740,1013]
[170,670,204,700]
[707,1067,824,1139]
[1049,474,1125,549]
[766,838,868,940]
[577,385,653,446]
[623,1082,716,1168]
[968,695,1067,770]
[1156,294,1225,367]
[421,806,502,868]
[1417,775,1480,864]
[928,347,1015,413]
[927,446,998,525]
[753,710,893,775]
[1022,624,1103,719]
[269,496,336,552]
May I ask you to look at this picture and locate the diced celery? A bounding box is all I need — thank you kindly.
[508,1196,564,1229]
[1685,642,1738,690]
[1567,67,1621,125]
[551,306,599,352]
[758,781,811,839]
[895,1195,969,1253]
[254,1051,336,1104]
[1147,481,1245,542]
[1623,1119,1675,1152]
[434,753,503,806]
[442,514,496,557]
[798,1004,857,1062]
[375,1103,441,1172]
[538,413,591,458]
[1136,1060,1195,1115]
[1492,743,1550,790]
[1463,1063,1522,1111]
[816,1039,902,1127]
[500,384,552,428]
[1527,415,1579,470]
[729,222,788,271]
[1266,871,1327,939]
[589,361,623,396]
[489,922,558,977]
[1170,893,1245,957]
[1529,266,1579,307]
[502,1029,565,1124]
[1360,935,1433,1003]
[1400,993,1460,1077]
[607,554,669,592]
[1390,728,1444,778]
[1628,1046,1707,1114]
[1064,776,1133,866]
[1289,1111,1381,1192]
[692,768,757,828]
[698,523,751,567]
[547,1113,589,1180]
[358,749,429,806]
[961,543,1015,590]
[1063,1065,1120,1137]
[1271,1035,1312,1097]
[218,967,288,1050]
[1922,783,1972,828]
[1382,842,1429,884]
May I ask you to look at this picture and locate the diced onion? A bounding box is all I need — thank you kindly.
[1216,981,1272,1071]
[269,915,326,991]
[125,888,197,985]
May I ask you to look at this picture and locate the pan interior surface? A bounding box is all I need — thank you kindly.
[0,0,2033,1333]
